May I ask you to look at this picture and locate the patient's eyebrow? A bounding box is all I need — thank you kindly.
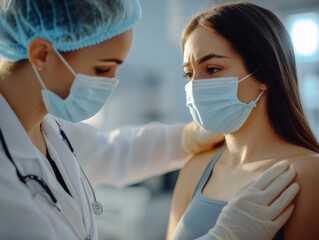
[197,53,227,64]
[182,53,227,67]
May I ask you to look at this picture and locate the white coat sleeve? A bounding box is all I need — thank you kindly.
[0,153,58,240]
[59,120,190,187]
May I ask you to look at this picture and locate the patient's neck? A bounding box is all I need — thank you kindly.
[224,105,288,164]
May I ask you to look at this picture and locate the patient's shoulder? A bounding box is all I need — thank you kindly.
[283,152,319,239]
[290,152,319,166]
[288,152,319,199]
[289,153,319,185]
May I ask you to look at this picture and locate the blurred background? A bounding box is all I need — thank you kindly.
[83,0,319,239]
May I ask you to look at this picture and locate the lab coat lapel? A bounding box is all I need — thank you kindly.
[42,129,81,202]
[40,120,89,239]
[41,116,83,197]
[41,116,93,236]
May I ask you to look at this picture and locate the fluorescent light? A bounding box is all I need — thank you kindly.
[287,13,319,62]
[291,19,318,56]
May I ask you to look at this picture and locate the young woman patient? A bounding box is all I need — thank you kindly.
[167,2,319,240]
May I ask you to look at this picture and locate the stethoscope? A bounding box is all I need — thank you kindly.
[0,122,103,240]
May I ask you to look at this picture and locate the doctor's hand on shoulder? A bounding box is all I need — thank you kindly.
[182,121,224,154]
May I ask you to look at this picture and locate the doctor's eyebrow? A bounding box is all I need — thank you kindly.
[182,53,227,67]
[99,58,123,64]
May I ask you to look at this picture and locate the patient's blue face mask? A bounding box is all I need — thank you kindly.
[32,48,119,122]
[185,71,264,134]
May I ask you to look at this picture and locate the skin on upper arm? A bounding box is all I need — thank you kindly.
[166,151,217,240]
[166,165,192,240]
[284,154,319,239]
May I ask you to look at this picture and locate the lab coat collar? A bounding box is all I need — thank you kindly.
[0,94,40,159]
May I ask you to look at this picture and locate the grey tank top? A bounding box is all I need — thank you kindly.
[172,147,284,240]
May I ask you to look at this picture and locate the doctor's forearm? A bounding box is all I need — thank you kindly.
[65,120,190,187]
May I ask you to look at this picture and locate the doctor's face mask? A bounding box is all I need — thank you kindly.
[32,48,119,123]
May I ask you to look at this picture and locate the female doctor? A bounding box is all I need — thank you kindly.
[0,0,299,239]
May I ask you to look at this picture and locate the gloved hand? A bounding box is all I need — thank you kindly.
[196,160,299,240]
[182,121,224,154]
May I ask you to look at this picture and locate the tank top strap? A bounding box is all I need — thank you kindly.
[191,146,226,200]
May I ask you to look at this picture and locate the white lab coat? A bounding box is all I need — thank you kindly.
[0,94,190,239]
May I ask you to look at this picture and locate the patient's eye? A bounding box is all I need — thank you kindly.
[206,65,221,75]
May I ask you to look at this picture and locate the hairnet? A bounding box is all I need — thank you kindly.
[0,0,141,62]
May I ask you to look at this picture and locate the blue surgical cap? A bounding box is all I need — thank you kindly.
[0,0,142,62]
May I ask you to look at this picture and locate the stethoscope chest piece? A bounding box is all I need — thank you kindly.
[92,201,103,215]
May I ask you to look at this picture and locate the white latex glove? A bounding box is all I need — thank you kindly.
[182,121,224,154]
[196,160,299,240]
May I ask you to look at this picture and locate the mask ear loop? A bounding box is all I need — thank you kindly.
[32,64,47,90]
[52,48,77,76]
[254,90,265,103]
[32,47,77,88]
[237,67,265,103]
[238,67,262,83]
